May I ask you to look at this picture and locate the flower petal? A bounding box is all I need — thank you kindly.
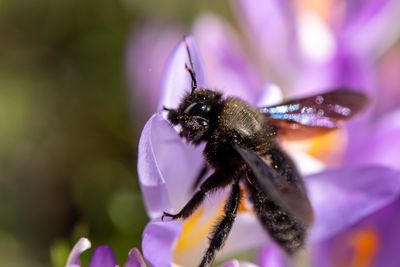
[308,166,400,242]
[375,44,400,116]
[258,244,291,267]
[125,248,147,267]
[219,213,269,259]
[137,113,204,218]
[142,220,182,267]
[66,238,92,267]
[344,109,400,170]
[89,246,117,267]
[312,197,400,267]
[219,260,258,267]
[232,0,299,80]
[342,0,400,58]
[255,84,283,107]
[293,42,375,97]
[158,36,207,112]
[193,14,263,103]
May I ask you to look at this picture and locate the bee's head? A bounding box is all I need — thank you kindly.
[167,89,222,144]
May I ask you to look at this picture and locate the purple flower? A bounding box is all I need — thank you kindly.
[137,35,400,266]
[312,197,400,267]
[231,0,400,173]
[65,238,146,267]
[132,1,400,266]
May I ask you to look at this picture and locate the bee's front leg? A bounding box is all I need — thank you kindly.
[161,170,231,221]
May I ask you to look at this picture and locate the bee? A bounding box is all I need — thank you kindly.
[161,37,368,267]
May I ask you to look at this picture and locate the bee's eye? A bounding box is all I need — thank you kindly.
[184,102,211,115]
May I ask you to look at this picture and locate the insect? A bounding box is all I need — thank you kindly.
[161,37,369,267]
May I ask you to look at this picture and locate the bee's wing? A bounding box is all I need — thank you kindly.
[259,89,369,138]
[233,144,314,227]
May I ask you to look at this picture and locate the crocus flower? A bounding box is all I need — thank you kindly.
[130,0,400,266]
[137,35,400,266]
[65,237,146,267]
[229,1,400,266]
[231,0,400,172]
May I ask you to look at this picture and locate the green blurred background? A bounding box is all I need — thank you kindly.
[0,1,230,266]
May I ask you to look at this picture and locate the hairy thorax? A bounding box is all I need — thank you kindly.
[204,97,277,169]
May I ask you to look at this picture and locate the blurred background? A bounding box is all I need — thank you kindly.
[0,1,231,266]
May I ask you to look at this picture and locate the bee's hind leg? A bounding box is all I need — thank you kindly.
[199,179,241,267]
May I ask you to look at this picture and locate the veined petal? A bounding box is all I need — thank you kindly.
[193,14,263,103]
[89,246,117,267]
[137,114,204,218]
[158,36,207,112]
[142,220,182,267]
[308,166,400,242]
[66,238,92,267]
[125,248,147,267]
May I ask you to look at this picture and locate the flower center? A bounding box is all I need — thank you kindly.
[307,129,347,165]
[349,228,379,267]
[172,188,252,265]
[331,227,379,267]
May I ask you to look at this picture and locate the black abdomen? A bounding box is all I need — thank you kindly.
[246,182,306,254]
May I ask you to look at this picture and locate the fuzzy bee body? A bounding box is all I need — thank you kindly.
[205,93,307,253]
[161,39,368,267]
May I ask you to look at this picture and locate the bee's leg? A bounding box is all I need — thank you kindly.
[199,179,241,267]
[162,170,230,221]
[191,164,209,192]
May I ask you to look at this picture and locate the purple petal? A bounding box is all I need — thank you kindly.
[89,246,117,267]
[124,248,146,267]
[217,213,269,260]
[193,14,263,103]
[255,84,283,107]
[294,42,375,97]
[342,0,400,58]
[137,113,204,218]
[219,260,258,267]
[142,220,181,267]
[231,0,299,77]
[258,245,291,267]
[66,238,92,267]
[344,109,400,169]
[125,24,183,119]
[312,197,400,267]
[375,45,400,117]
[158,36,207,111]
[308,166,400,242]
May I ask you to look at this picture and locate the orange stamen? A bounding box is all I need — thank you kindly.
[349,228,379,267]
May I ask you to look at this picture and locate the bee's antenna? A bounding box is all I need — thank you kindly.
[183,36,198,93]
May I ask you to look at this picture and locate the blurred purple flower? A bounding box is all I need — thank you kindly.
[131,1,400,266]
[65,238,146,267]
[312,198,400,267]
[137,36,400,266]
[230,0,400,172]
